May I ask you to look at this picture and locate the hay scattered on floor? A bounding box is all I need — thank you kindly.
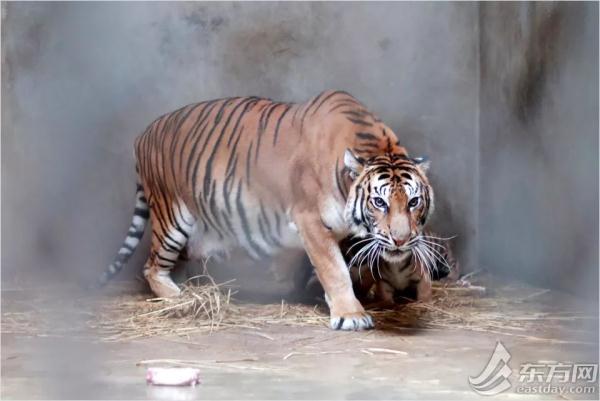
[88,273,597,344]
[90,276,329,342]
[1,311,45,335]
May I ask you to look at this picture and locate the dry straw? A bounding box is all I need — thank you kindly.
[90,274,329,342]
[89,274,596,344]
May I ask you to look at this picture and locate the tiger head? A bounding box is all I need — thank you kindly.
[343,150,434,263]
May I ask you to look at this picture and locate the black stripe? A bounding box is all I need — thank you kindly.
[185,101,237,238]
[334,159,347,199]
[190,98,236,200]
[152,230,183,253]
[343,110,371,119]
[346,117,373,127]
[203,97,254,202]
[225,135,241,174]
[255,102,279,163]
[257,216,272,248]
[311,90,349,115]
[156,254,178,264]
[356,132,377,141]
[179,100,220,177]
[165,105,197,193]
[245,142,253,186]
[223,154,238,214]
[304,92,324,116]
[235,181,268,258]
[227,98,259,147]
[134,207,150,219]
[273,211,282,237]
[184,99,229,184]
[220,210,236,236]
[157,262,175,269]
[292,104,302,126]
[272,104,292,146]
[207,180,224,238]
[259,202,282,247]
[329,100,360,113]
[358,142,380,149]
[299,93,325,136]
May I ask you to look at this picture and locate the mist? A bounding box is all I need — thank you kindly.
[3,2,596,299]
[2,2,481,289]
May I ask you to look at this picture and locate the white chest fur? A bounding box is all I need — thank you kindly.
[320,196,351,240]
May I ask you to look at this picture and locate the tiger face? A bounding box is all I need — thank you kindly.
[343,150,434,263]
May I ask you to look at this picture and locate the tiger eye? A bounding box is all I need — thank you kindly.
[408,197,419,208]
[373,197,386,208]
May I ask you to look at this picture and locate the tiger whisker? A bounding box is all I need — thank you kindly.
[357,249,374,281]
[405,236,421,246]
[420,234,457,241]
[358,262,363,285]
[376,246,382,278]
[371,245,381,279]
[349,240,378,269]
[418,238,447,250]
[419,241,452,272]
[348,241,375,269]
[415,244,435,277]
[410,247,421,273]
[366,244,379,281]
[419,238,452,269]
[344,237,377,256]
[412,246,428,276]
[371,234,393,245]
[417,245,436,276]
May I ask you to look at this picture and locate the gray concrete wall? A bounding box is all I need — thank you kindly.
[1,2,479,287]
[2,2,597,299]
[479,2,599,299]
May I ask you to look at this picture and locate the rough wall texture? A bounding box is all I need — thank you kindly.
[1,3,596,299]
[479,2,599,299]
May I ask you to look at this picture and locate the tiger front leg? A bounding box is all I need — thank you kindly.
[416,274,432,302]
[294,211,374,331]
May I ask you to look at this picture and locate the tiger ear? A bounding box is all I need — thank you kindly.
[412,156,430,173]
[344,149,364,179]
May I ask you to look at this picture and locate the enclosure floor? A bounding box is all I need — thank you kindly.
[1,279,598,400]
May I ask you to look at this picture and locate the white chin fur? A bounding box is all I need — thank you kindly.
[382,250,412,263]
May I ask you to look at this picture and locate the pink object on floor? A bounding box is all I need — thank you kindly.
[146,367,201,386]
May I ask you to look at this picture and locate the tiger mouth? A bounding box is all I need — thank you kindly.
[382,247,411,256]
[385,248,403,255]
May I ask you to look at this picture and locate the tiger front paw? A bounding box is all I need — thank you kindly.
[330,311,374,331]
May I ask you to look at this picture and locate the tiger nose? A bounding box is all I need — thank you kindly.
[392,236,408,247]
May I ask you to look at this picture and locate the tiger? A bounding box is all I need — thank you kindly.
[99,90,434,331]
[301,231,458,306]
[342,230,459,306]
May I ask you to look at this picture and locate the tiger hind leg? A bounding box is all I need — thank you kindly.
[144,202,195,298]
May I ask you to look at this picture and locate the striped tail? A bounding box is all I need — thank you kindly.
[98,183,149,286]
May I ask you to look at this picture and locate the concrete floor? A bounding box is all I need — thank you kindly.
[1,279,598,400]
